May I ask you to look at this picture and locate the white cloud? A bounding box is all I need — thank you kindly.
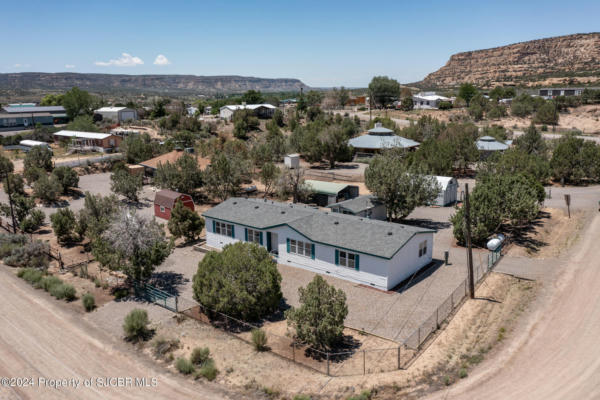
[153,54,171,66]
[13,63,31,68]
[65,64,76,69]
[95,53,144,67]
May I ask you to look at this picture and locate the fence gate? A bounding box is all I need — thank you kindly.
[133,281,178,312]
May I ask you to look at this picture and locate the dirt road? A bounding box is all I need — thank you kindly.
[427,213,600,400]
[0,267,240,400]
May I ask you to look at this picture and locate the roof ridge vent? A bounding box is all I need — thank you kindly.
[387,231,393,236]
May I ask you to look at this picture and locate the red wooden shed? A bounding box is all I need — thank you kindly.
[154,189,194,220]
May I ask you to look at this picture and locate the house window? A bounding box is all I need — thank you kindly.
[246,228,261,244]
[418,240,428,257]
[338,250,357,269]
[160,206,165,213]
[215,221,233,237]
[288,239,312,258]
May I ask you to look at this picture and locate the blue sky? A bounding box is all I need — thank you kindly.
[2,0,599,87]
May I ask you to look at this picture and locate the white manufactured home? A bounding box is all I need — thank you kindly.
[203,198,434,291]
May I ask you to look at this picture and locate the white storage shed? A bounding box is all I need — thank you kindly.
[284,154,300,169]
[433,176,458,206]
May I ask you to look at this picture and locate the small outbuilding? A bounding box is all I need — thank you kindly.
[432,176,458,206]
[154,190,195,220]
[476,136,510,158]
[94,107,138,123]
[304,180,359,206]
[284,154,300,169]
[327,195,387,220]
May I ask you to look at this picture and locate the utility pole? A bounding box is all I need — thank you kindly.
[4,172,17,233]
[464,183,475,299]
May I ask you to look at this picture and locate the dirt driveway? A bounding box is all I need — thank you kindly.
[0,266,243,400]
[426,212,600,400]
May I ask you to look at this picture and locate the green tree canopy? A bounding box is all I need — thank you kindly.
[110,169,142,202]
[458,83,478,106]
[62,87,95,119]
[154,153,203,195]
[24,146,53,172]
[241,90,264,104]
[285,275,348,350]
[204,152,249,201]
[365,154,440,220]
[167,201,205,242]
[550,135,600,184]
[51,166,79,194]
[368,76,401,107]
[192,242,282,320]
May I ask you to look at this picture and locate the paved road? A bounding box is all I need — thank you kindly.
[427,212,600,400]
[0,266,240,400]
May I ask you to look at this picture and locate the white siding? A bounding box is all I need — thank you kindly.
[205,217,433,291]
[220,108,235,121]
[386,232,433,289]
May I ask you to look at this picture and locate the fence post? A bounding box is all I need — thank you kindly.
[363,350,366,375]
[175,296,178,312]
[397,346,401,370]
[326,353,330,376]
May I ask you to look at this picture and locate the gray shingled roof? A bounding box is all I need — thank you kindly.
[326,194,383,214]
[203,198,433,259]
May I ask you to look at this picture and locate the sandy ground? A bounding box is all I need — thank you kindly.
[0,266,242,400]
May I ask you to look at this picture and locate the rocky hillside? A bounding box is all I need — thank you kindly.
[420,33,600,88]
[0,73,308,95]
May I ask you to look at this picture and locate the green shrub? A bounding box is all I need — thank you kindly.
[123,309,150,341]
[348,390,372,400]
[50,283,76,301]
[458,368,468,379]
[94,278,102,288]
[0,234,28,258]
[197,358,218,381]
[190,347,210,366]
[82,293,95,311]
[175,357,195,375]
[113,287,130,300]
[293,395,312,400]
[40,275,63,292]
[18,268,44,284]
[4,240,49,269]
[153,337,180,359]
[251,328,268,351]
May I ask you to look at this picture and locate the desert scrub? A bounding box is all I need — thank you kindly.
[18,268,44,285]
[82,293,95,311]
[50,283,76,301]
[153,337,180,359]
[293,395,312,400]
[40,275,63,292]
[348,390,373,400]
[123,309,150,342]
[197,359,218,381]
[175,357,195,375]
[458,368,468,379]
[190,347,210,366]
[251,328,268,351]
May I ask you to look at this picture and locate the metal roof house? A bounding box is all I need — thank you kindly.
[94,107,138,123]
[219,103,276,121]
[326,195,387,220]
[0,105,68,130]
[476,136,510,152]
[412,92,451,109]
[203,198,434,290]
[348,123,419,156]
[53,130,122,152]
[303,179,359,207]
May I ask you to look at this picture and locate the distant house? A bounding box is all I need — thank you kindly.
[203,197,434,291]
[3,140,52,153]
[412,92,451,109]
[53,130,122,152]
[431,176,458,206]
[154,190,195,220]
[94,107,138,123]
[327,195,386,220]
[219,103,276,121]
[304,180,359,207]
[348,122,419,156]
[538,87,597,98]
[0,105,67,129]
[110,127,141,137]
[138,149,211,177]
[476,136,510,156]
